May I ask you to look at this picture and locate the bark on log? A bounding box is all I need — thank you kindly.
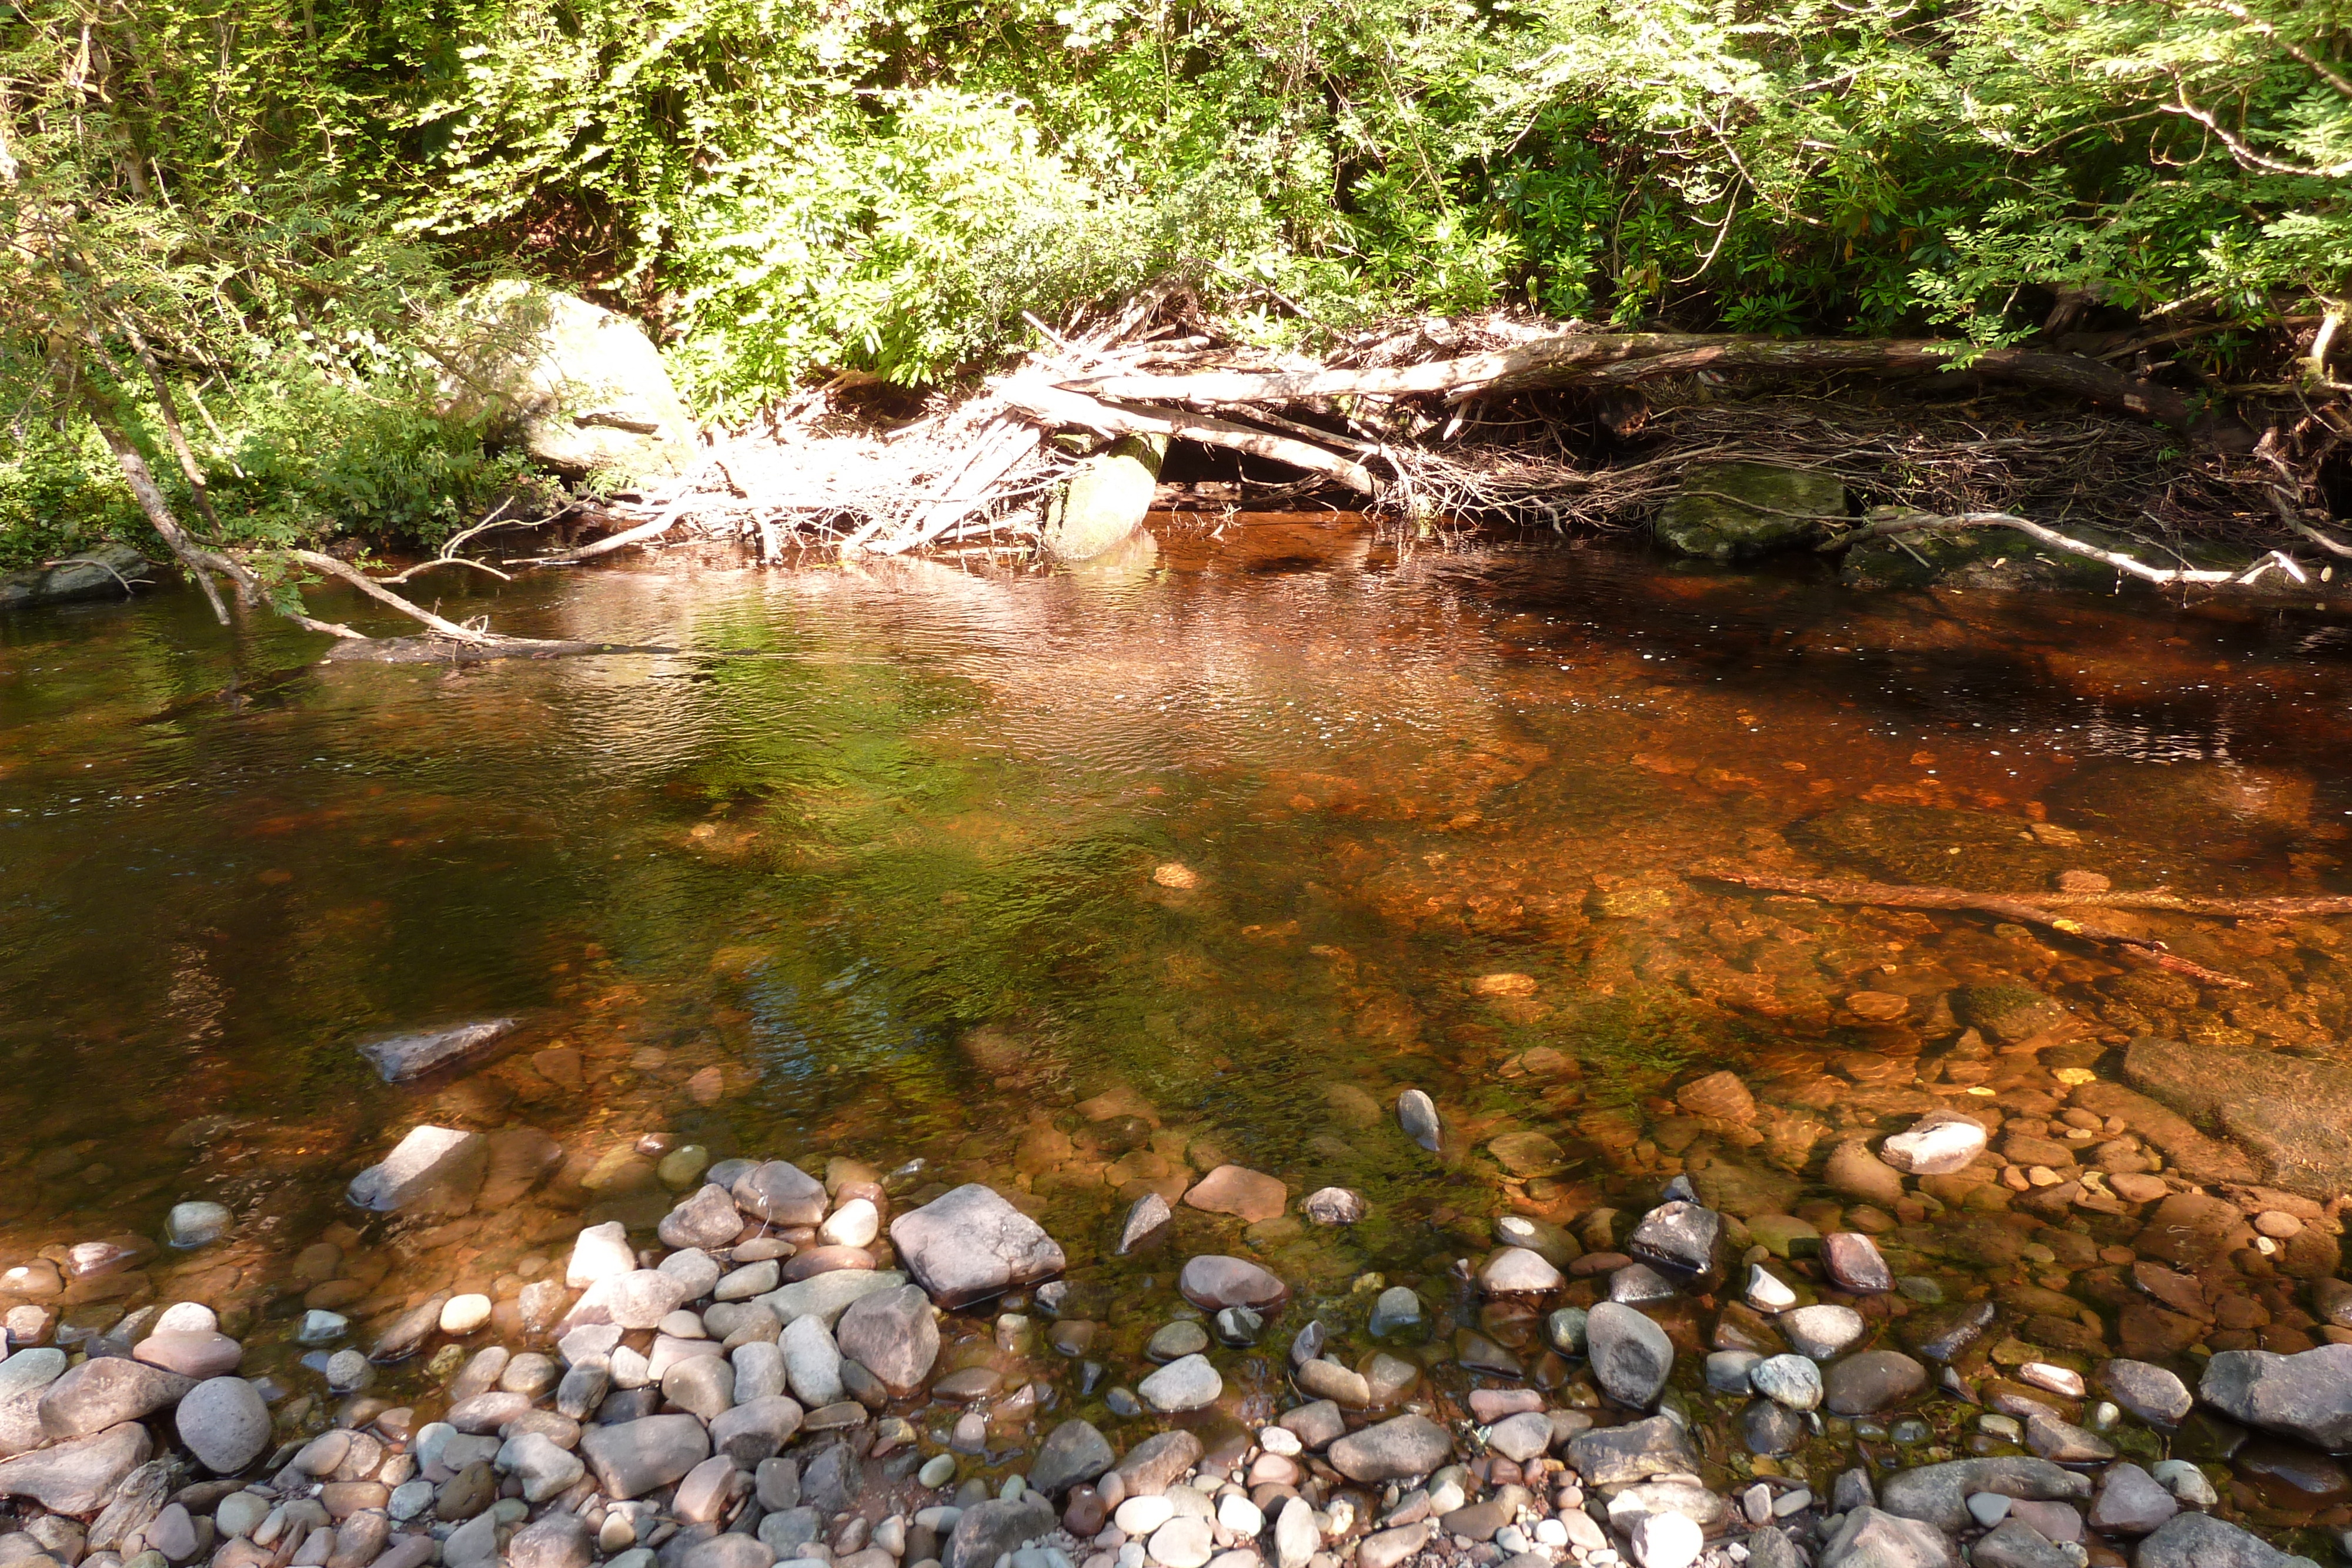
[1065,332,2196,429]
[1000,379,1383,496]
[1700,870,2250,988]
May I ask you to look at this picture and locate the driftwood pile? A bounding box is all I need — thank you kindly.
[108,302,2338,648]
[536,300,2352,588]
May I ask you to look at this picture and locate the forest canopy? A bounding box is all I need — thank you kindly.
[1,0,2346,561]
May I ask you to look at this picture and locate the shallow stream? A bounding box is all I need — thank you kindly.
[5,516,2351,1553]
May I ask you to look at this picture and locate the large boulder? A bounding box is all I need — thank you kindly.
[1655,463,1844,561]
[889,1186,1064,1308]
[1028,1420,1115,1498]
[437,282,696,480]
[0,1423,153,1513]
[2134,1512,2321,1568]
[1327,1415,1450,1483]
[834,1284,938,1395]
[943,1496,1056,1568]
[1565,1416,1699,1488]
[578,1415,710,1499]
[1586,1302,1674,1407]
[0,546,153,612]
[175,1377,270,1474]
[1877,1457,2089,1532]
[2122,1038,2352,1198]
[1044,436,1165,563]
[39,1358,194,1439]
[1817,1507,1956,1568]
[2200,1343,2352,1449]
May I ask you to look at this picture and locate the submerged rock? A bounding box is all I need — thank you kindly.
[1879,1110,1988,1176]
[2123,1038,2352,1197]
[1178,1255,1288,1311]
[355,1019,519,1082]
[1656,463,1844,561]
[1182,1165,1287,1223]
[347,1126,488,1213]
[1117,1192,1174,1255]
[163,1202,232,1250]
[1396,1090,1441,1152]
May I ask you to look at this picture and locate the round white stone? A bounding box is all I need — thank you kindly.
[1631,1512,1703,1568]
[440,1295,493,1335]
[818,1199,880,1249]
[1115,1496,1176,1536]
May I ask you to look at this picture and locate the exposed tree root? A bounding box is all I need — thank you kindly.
[1698,870,2256,989]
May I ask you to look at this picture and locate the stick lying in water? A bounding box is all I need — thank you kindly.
[1699,871,2252,988]
[1819,507,2308,588]
[2043,889,2352,917]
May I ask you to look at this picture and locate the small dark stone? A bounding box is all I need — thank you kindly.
[1822,1350,1927,1416]
[1822,1233,1893,1295]
[1563,1415,1699,1488]
[1626,1201,1726,1287]
[1903,1300,1996,1363]
[1741,1399,1806,1456]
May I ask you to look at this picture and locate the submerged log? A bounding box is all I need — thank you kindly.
[1699,870,2253,988]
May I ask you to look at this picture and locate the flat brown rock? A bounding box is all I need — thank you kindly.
[1177,1255,1288,1310]
[1675,1071,1755,1122]
[1183,1165,1288,1223]
[2070,1082,2256,1186]
[2122,1038,2352,1198]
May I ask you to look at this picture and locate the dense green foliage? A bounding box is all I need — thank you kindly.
[2,0,2346,561]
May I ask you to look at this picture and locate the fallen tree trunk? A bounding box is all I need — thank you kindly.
[1063,332,2197,429]
[999,379,1384,496]
[1699,870,2252,988]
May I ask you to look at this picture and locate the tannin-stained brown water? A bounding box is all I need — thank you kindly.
[4,515,2352,1553]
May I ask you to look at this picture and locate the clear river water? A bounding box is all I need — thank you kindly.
[4,515,2350,1554]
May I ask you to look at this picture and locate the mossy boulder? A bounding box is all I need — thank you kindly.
[1843,524,2120,592]
[0,544,153,611]
[437,281,696,482]
[1839,520,2244,593]
[1655,463,1845,560]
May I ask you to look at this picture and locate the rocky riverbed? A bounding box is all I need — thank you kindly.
[0,1047,2347,1568]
